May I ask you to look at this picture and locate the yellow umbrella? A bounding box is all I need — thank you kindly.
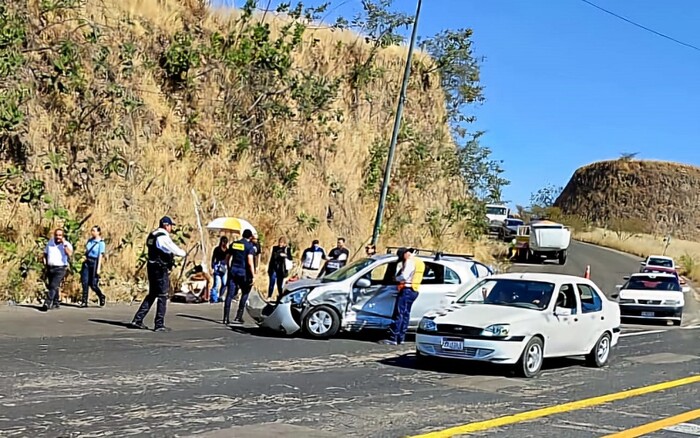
[206,217,257,236]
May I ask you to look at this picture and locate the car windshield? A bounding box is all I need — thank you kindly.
[321,257,376,282]
[624,275,681,291]
[647,257,673,268]
[457,278,555,310]
[486,206,507,215]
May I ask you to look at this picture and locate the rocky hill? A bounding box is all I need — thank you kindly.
[555,159,700,240]
[0,0,496,302]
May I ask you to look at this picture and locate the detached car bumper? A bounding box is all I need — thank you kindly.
[619,304,683,320]
[416,333,527,365]
[246,293,301,335]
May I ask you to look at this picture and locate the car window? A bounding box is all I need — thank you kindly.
[623,275,681,292]
[421,262,445,285]
[647,257,674,268]
[577,284,603,313]
[555,284,578,314]
[457,278,554,310]
[474,263,492,278]
[366,262,398,286]
[444,266,461,285]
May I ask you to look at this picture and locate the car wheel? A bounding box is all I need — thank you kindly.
[672,318,682,326]
[586,332,612,367]
[516,337,544,378]
[303,305,340,339]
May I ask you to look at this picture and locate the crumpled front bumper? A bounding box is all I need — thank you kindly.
[245,292,301,335]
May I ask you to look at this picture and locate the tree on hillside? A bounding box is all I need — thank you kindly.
[530,184,562,208]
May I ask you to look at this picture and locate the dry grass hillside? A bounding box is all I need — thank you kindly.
[556,159,700,240]
[0,0,497,302]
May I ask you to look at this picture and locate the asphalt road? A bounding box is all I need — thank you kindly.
[0,241,698,438]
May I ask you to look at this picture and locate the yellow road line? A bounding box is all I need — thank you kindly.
[602,408,700,437]
[409,375,700,438]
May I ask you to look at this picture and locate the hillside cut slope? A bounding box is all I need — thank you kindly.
[555,159,700,240]
[0,0,487,301]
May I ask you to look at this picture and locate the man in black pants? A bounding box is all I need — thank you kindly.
[42,228,73,311]
[223,229,256,325]
[129,216,186,332]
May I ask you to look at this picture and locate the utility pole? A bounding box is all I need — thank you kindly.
[370,0,422,247]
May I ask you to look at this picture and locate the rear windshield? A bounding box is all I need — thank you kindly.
[487,206,507,215]
[647,258,674,268]
[505,219,523,226]
[624,276,681,291]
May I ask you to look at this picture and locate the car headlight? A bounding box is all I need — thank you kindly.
[618,298,635,304]
[663,299,681,306]
[418,317,437,332]
[279,288,310,305]
[481,323,510,337]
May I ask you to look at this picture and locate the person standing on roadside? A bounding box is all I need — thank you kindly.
[380,247,425,345]
[300,239,326,279]
[267,236,292,300]
[210,236,229,303]
[250,234,262,275]
[43,228,73,311]
[223,229,256,325]
[129,216,186,332]
[321,237,349,276]
[80,226,106,308]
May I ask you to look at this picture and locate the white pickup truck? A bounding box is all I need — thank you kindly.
[527,220,571,265]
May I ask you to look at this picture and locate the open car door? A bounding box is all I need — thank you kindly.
[346,261,399,330]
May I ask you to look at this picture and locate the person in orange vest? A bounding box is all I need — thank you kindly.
[380,247,425,345]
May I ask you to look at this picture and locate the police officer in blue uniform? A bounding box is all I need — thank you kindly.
[223,229,256,325]
[129,216,186,332]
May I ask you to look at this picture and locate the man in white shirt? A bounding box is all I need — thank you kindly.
[300,239,327,279]
[43,228,73,310]
[129,216,186,332]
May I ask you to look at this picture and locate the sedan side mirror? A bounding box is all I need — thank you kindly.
[356,278,371,289]
[682,286,690,293]
[554,306,572,316]
[622,276,630,280]
[640,261,646,266]
[615,284,623,290]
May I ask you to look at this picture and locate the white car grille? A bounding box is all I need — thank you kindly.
[422,345,495,359]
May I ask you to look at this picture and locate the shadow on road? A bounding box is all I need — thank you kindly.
[176,313,222,325]
[379,352,586,378]
[89,318,133,329]
[17,304,47,312]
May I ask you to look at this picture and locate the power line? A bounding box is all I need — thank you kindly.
[580,0,700,53]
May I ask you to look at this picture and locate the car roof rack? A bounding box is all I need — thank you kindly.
[385,246,474,261]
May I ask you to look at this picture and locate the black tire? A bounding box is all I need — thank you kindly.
[558,250,567,265]
[586,332,612,367]
[515,336,544,378]
[672,318,682,326]
[303,305,340,339]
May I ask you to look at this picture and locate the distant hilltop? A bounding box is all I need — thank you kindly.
[555,159,700,240]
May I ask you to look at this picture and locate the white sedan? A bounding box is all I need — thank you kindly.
[415,273,621,378]
[617,272,684,325]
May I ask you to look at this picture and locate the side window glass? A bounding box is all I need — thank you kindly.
[421,262,445,285]
[444,266,461,285]
[577,284,603,313]
[555,284,578,313]
[475,263,492,278]
[369,263,388,284]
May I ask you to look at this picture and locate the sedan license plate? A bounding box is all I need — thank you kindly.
[441,338,464,351]
[641,311,655,317]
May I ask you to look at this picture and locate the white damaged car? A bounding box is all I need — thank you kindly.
[246,250,495,339]
[415,273,621,377]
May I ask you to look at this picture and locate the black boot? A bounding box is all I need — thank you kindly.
[99,296,106,307]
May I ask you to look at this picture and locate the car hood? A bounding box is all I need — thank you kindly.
[285,278,322,291]
[426,303,540,328]
[620,289,684,301]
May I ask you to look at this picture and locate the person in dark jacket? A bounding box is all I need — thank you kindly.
[210,236,228,303]
[267,236,292,299]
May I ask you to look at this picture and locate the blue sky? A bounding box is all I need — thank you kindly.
[216,0,700,207]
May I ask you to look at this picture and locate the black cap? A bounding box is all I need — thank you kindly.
[242,229,253,239]
[160,216,175,227]
[396,247,408,259]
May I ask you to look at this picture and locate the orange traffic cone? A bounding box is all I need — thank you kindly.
[583,265,591,279]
